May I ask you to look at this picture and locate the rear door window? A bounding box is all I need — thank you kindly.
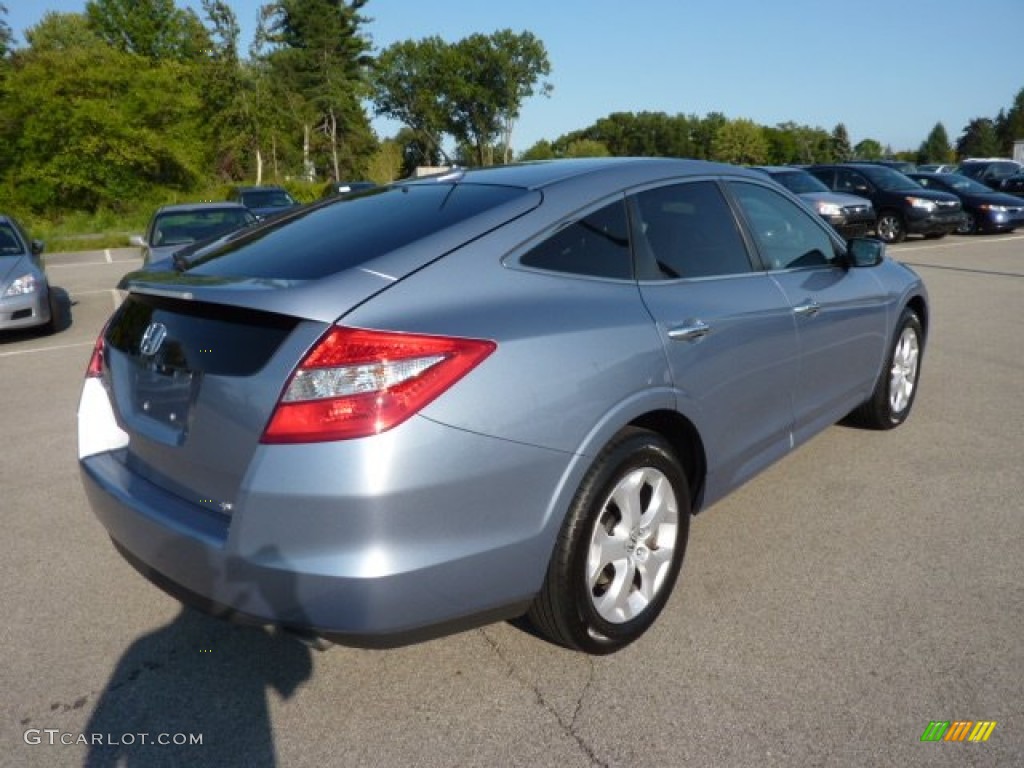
[632,181,753,279]
[519,199,633,279]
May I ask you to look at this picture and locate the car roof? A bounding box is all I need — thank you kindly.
[403,157,760,191]
[155,202,251,214]
[233,185,288,192]
[751,165,807,174]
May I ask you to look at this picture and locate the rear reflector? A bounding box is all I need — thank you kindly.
[261,326,495,443]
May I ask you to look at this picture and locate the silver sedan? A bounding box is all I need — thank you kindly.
[0,215,57,333]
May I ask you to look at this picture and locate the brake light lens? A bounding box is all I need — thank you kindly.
[261,326,496,443]
[85,324,108,378]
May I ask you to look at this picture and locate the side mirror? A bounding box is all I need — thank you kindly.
[853,184,871,195]
[846,237,885,268]
[30,239,44,255]
[129,234,146,248]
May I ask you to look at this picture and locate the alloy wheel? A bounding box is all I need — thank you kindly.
[586,466,679,624]
[889,326,920,414]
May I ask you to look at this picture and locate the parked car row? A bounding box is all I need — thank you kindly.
[758,160,1023,243]
[806,163,964,243]
[908,172,1024,234]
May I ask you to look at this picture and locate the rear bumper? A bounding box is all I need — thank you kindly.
[79,418,572,646]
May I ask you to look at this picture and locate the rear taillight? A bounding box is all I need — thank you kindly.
[85,326,107,378]
[261,326,496,443]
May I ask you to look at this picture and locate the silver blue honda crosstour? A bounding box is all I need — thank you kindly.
[78,158,928,654]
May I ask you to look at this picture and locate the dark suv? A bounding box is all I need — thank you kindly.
[807,163,963,243]
[955,159,1023,192]
[1001,171,1024,199]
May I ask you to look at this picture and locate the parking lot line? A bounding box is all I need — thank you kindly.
[897,233,1024,252]
[0,340,94,358]
[49,260,140,269]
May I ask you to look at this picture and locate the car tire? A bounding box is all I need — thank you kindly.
[42,290,61,335]
[875,211,906,243]
[41,287,69,335]
[956,213,977,235]
[847,308,924,430]
[528,428,691,654]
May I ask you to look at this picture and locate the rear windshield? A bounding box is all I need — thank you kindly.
[187,184,530,280]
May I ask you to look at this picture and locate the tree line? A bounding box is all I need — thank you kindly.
[0,0,1021,224]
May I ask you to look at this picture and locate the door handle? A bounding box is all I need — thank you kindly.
[667,320,711,342]
[793,300,820,318]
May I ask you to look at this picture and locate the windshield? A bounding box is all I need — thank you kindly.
[939,174,1001,195]
[862,166,919,192]
[771,170,830,194]
[0,223,25,255]
[152,209,255,247]
[241,189,297,208]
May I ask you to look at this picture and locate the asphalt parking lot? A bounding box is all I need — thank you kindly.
[2,236,1022,767]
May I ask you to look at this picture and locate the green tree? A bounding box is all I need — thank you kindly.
[690,112,727,160]
[85,0,210,61]
[956,118,1001,158]
[364,138,403,183]
[917,122,952,164]
[711,118,768,164]
[443,30,551,165]
[0,3,12,59]
[372,37,451,165]
[563,139,610,158]
[256,0,375,181]
[487,29,552,162]
[566,111,693,157]
[1,39,203,212]
[375,30,550,167]
[762,125,798,164]
[24,11,101,51]
[519,139,556,161]
[195,0,257,180]
[995,87,1024,154]
[831,123,852,161]
[854,138,883,159]
[774,122,833,163]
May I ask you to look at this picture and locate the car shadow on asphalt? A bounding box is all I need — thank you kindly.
[82,545,313,768]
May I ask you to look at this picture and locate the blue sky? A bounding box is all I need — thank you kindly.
[7,0,1024,154]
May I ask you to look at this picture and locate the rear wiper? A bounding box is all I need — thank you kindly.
[172,251,190,272]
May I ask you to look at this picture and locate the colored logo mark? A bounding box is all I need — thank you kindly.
[921,721,997,742]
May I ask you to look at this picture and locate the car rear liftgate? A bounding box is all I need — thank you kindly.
[101,293,305,519]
